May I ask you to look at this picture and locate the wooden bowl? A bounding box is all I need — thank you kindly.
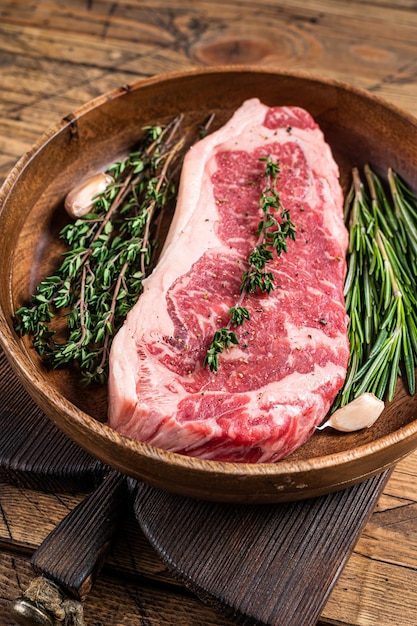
[1,66,417,503]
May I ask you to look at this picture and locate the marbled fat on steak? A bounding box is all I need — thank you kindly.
[108,98,350,463]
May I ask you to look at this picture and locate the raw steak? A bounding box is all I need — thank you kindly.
[108,98,350,463]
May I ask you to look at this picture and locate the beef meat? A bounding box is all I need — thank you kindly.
[108,98,350,463]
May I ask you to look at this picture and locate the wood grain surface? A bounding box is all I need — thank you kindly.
[1,1,417,625]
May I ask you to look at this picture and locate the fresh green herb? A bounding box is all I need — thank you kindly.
[333,164,417,409]
[14,116,186,385]
[204,155,296,372]
[203,328,240,374]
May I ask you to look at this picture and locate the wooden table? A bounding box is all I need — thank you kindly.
[1,2,417,625]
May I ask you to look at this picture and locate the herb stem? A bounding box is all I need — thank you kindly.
[334,165,417,409]
[204,155,295,372]
[14,117,187,385]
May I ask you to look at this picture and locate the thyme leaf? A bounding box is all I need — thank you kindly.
[204,155,296,372]
[14,116,186,385]
[203,328,240,372]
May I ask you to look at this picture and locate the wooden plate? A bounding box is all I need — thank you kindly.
[1,66,417,503]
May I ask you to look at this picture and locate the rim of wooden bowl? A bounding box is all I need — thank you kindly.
[1,65,417,503]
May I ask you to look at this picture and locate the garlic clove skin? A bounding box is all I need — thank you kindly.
[64,172,114,218]
[317,392,385,432]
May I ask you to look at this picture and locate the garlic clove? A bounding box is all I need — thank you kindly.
[317,392,385,432]
[64,172,114,218]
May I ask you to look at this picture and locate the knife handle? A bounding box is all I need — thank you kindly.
[10,469,128,625]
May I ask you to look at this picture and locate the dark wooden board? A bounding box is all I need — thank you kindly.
[0,351,106,492]
[135,472,390,626]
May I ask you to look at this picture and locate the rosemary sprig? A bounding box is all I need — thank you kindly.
[204,155,296,372]
[14,117,185,385]
[333,165,417,409]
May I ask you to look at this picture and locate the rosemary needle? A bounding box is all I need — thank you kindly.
[333,165,417,409]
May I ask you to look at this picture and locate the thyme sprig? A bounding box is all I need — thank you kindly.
[15,117,186,385]
[204,156,296,372]
[333,165,417,409]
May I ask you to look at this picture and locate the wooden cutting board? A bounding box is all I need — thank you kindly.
[0,349,390,625]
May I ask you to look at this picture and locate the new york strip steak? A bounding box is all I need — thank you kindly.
[108,98,350,463]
